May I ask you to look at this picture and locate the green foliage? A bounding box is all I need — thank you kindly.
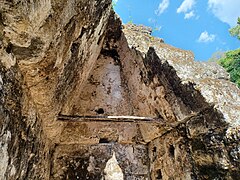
[214,17,240,88]
[229,17,240,40]
[218,49,240,88]
[150,36,155,41]
[127,20,133,24]
[112,2,117,9]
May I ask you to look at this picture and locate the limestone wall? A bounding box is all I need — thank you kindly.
[123,24,194,62]
[0,1,239,179]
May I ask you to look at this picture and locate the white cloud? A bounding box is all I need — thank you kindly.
[177,0,196,13]
[208,0,240,27]
[155,0,170,16]
[198,31,216,43]
[184,11,195,19]
[177,0,197,20]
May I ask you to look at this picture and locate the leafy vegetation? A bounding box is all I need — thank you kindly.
[229,17,240,40]
[212,17,240,88]
[112,2,117,9]
[218,49,240,88]
[127,19,133,25]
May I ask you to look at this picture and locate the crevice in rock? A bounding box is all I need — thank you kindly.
[169,144,175,158]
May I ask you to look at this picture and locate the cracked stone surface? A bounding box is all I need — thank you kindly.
[0,1,239,180]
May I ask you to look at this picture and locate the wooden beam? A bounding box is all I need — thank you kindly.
[57,114,163,123]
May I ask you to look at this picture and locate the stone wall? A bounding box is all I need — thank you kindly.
[122,23,240,180]
[123,24,194,62]
[0,0,239,179]
[123,23,240,128]
[0,0,112,179]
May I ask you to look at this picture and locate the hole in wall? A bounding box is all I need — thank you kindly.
[169,145,175,158]
[95,108,104,114]
[156,169,163,180]
[99,138,110,143]
[152,146,157,161]
[153,147,157,153]
[6,43,13,54]
[70,42,79,54]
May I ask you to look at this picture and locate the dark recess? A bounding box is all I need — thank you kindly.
[152,146,157,161]
[156,169,163,179]
[63,157,101,180]
[71,42,80,54]
[153,146,157,153]
[198,164,225,179]
[6,43,13,54]
[101,48,120,65]
[169,145,175,158]
[99,138,110,143]
[95,108,104,114]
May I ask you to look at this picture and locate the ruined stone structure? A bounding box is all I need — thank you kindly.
[0,1,239,179]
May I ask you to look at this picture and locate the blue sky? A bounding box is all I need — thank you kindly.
[113,0,240,61]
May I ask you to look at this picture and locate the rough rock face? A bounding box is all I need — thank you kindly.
[123,24,240,127]
[0,1,239,180]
